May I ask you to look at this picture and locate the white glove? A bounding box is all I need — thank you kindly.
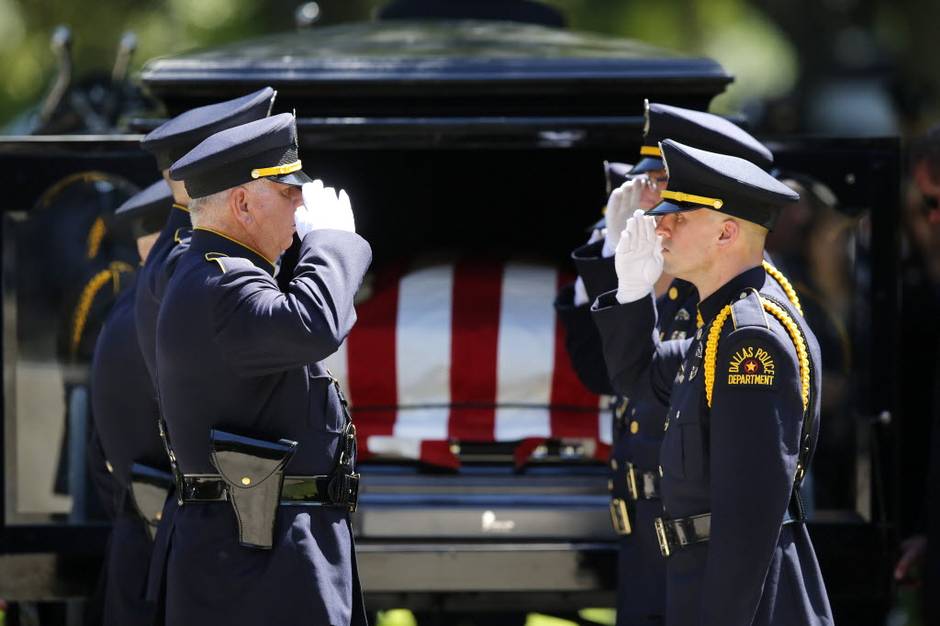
[295,179,356,239]
[615,209,664,304]
[602,178,644,258]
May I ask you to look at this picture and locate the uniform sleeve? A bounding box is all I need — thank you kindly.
[572,240,618,302]
[555,283,613,395]
[700,325,803,626]
[212,229,372,376]
[591,290,690,404]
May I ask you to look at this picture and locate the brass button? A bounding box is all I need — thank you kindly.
[668,286,679,300]
[607,479,614,492]
[630,421,639,434]
[611,459,618,471]
[105,461,113,474]
[155,511,163,521]
[739,292,748,300]
[241,476,252,486]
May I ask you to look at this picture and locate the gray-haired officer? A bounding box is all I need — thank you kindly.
[156,112,371,625]
[89,180,174,626]
[556,102,800,626]
[592,140,833,625]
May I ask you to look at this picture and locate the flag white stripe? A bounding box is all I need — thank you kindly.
[494,263,556,440]
[598,395,613,445]
[394,264,453,439]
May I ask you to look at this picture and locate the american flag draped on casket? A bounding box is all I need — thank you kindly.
[323,258,614,468]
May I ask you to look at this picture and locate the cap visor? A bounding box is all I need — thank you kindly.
[644,200,698,216]
[629,157,664,175]
[272,169,314,187]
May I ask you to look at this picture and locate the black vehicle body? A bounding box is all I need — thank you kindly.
[0,19,897,624]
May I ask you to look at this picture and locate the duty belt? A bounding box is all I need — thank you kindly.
[609,463,660,536]
[181,472,359,510]
[626,462,660,501]
[654,505,802,558]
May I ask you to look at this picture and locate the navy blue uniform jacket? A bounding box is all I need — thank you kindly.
[91,274,170,626]
[136,203,192,384]
[156,227,371,626]
[555,239,698,626]
[593,265,833,626]
[133,203,191,604]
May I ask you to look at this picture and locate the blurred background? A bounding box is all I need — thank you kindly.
[0,0,938,137]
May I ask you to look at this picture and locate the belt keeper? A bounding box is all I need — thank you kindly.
[654,517,671,557]
[610,498,632,535]
[626,463,639,501]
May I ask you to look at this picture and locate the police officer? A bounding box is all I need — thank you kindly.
[137,86,276,383]
[89,180,175,626]
[592,139,833,625]
[134,87,277,607]
[156,112,371,625]
[556,102,784,626]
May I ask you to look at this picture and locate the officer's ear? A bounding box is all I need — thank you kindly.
[228,186,253,228]
[716,218,739,247]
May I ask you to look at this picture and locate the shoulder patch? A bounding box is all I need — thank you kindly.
[726,342,776,387]
[730,287,769,330]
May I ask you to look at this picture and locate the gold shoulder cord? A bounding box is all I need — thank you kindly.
[70,261,134,358]
[703,305,733,408]
[86,217,106,259]
[762,260,803,316]
[703,297,810,411]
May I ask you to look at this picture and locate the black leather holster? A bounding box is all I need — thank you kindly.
[209,429,298,549]
[128,463,174,541]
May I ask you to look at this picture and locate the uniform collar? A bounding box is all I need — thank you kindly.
[697,265,766,325]
[189,227,277,276]
[167,203,191,230]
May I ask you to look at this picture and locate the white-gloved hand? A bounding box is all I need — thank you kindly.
[615,209,664,304]
[294,179,356,239]
[602,178,644,258]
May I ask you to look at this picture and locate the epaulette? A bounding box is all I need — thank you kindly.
[704,288,810,411]
[729,287,769,330]
[174,227,191,244]
[204,252,253,274]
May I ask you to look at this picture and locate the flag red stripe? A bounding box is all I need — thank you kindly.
[348,262,404,443]
[447,260,502,440]
[550,271,602,439]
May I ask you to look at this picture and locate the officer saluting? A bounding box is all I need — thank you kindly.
[89,180,175,626]
[592,140,833,625]
[156,112,371,625]
[556,103,792,626]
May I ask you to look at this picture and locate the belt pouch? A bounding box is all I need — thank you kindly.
[129,463,174,541]
[209,429,298,549]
